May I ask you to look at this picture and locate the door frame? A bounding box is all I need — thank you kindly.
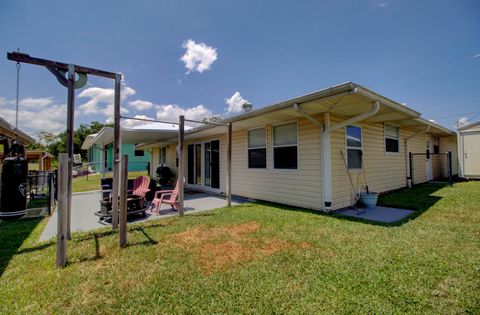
[186,139,221,193]
[425,134,433,181]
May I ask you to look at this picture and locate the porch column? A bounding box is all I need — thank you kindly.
[99,144,106,178]
[322,113,333,211]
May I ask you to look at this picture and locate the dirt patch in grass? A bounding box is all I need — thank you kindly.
[171,222,302,274]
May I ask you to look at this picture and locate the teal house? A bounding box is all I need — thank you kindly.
[82,129,151,174]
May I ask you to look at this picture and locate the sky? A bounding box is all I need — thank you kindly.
[0,0,479,138]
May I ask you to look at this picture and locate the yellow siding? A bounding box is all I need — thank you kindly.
[150,148,159,175]
[439,136,458,176]
[331,119,412,210]
[230,117,323,210]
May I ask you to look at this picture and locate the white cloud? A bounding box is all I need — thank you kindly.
[129,99,154,111]
[156,104,213,124]
[457,117,470,128]
[77,84,135,118]
[225,91,249,113]
[0,97,66,135]
[180,39,218,74]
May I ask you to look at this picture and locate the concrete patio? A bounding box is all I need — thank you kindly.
[336,206,415,223]
[40,190,245,241]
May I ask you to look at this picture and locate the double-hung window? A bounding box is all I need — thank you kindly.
[384,124,400,153]
[247,128,266,168]
[346,125,362,169]
[159,147,167,165]
[273,123,298,169]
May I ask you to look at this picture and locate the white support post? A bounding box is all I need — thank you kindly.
[56,153,68,267]
[322,113,333,211]
[226,122,232,206]
[178,115,185,216]
[99,145,106,178]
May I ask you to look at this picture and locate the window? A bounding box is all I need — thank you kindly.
[273,123,298,169]
[159,147,167,165]
[248,128,266,168]
[433,136,440,154]
[134,149,144,157]
[346,125,362,169]
[384,124,400,153]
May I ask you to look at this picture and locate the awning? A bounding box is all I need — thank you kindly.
[81,122,191,150]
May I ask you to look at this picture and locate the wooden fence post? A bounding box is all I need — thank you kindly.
[56,153,68,267]
[112,73,121,229]
[119,155,128,248]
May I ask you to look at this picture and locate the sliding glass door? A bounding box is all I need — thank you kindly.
[187,140,220,189]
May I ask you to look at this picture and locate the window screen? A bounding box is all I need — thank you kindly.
[273,123,298,169]
[248,128,267,168]
[346,125,362,169]
[248,128,266,168]
[384,124,400,153]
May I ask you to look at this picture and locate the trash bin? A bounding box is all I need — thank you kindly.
[0,157,28,220]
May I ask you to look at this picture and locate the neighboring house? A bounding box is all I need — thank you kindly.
[81,122,187,175]
[457,120,480,178]
[82,130,151,174]
[138,82,458,212]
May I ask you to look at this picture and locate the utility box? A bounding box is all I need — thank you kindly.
[0,157,28,219]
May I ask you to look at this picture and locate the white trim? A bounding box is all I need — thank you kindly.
[271,120,299,170]
[345,125,363,170]
[186,138,221,191]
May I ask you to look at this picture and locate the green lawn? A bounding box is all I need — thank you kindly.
[0,182,479,314]
[72,171,149,193]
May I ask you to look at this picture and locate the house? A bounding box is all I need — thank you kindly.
[138,82,458,212]
[81,122,189,175]
[457,120,480,178]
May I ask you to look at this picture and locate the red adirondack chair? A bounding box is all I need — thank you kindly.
[129,176,151,198]
[151,180,180,214]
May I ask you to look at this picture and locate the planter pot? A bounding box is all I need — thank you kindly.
[359,192,378,208]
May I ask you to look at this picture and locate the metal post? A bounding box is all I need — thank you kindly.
[409,152,414,188]
[66,64,75,240]
[447,151,453,186]
[119,155,128,248]
[56,153,68,267]
[226,122,232,206]
[178,115,185,216]
[112,74,121,228]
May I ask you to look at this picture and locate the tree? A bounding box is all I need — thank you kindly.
[34,121,108,160]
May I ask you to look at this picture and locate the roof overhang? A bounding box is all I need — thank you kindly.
[0,117,35,145]
[81,122,191,150]
[458,120,480,132]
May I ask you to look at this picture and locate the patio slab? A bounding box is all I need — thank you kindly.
[336,206,415,223]
[39,191,244,241]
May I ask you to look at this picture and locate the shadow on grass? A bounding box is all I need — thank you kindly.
[0,217,43,276]
[254,183,448,227]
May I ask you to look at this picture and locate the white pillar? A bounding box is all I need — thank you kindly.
[99,145,106,178]
[322,113,333,211]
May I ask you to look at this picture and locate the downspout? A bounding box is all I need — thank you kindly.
[405,125,430,187]
[294,100,380,212]
[40,153,46,172]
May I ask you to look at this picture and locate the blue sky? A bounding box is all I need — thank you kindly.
[0,0,479,137]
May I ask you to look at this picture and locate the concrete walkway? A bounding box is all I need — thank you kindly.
[40,191,244,241]
[336,206,414,223]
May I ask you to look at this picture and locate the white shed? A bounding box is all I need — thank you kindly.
[458,120,480,178]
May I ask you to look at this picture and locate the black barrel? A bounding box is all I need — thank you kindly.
[0,157,28,220]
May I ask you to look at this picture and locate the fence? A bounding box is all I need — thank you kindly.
[27,170,56,215]
[408,151,453,186]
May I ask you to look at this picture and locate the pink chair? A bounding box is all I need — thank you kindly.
[151,180,180,214]
[129,176,151,198]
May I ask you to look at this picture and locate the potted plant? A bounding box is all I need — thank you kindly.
[359,185,378,208]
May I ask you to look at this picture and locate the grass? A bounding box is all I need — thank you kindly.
[72,170,149,193]
[0,181,479,314]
